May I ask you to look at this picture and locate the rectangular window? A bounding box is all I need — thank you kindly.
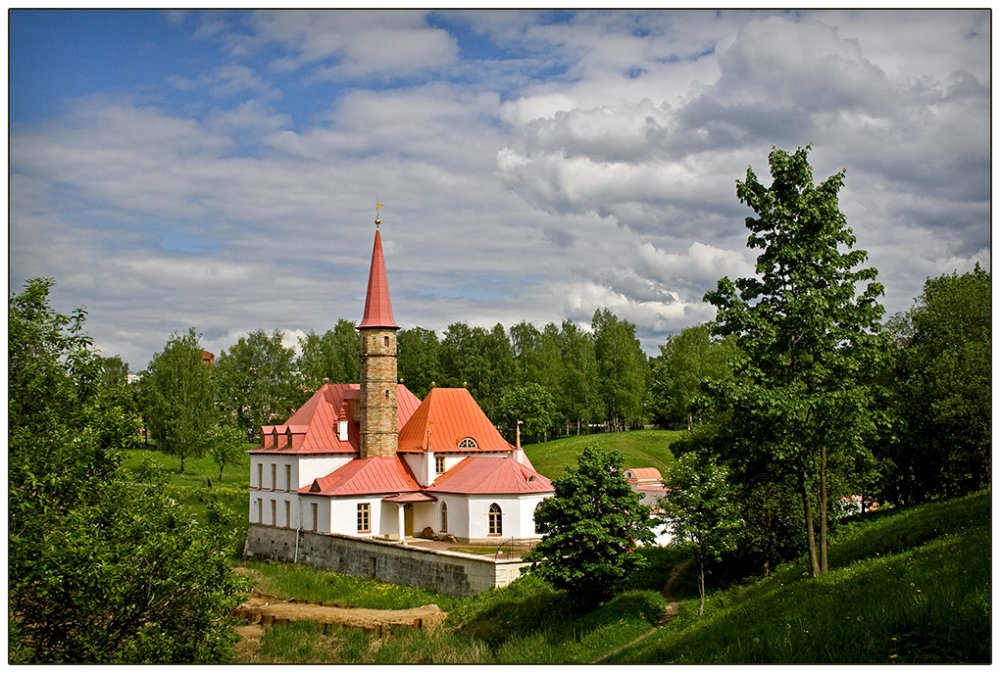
[270,499,277,525]
[270,464,277,490]
[285,464,292,491]
[435,455,445,474]
[357,503,371,533]
[285,500,292,527]
[257,464,263,489]
[256,498,263,523]
[311,503,318,531]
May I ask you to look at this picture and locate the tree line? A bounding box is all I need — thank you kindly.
[131,306,652,472]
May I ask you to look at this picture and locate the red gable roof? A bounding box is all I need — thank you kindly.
[249,382,421,455]
[625,467,663,483]
[397,387,514,453]
[426,456,553,495]
[302,455,421,496]
[358,228,398,330]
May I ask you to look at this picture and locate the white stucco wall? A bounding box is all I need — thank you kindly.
[249,454,304,527]
[298,455,354,487]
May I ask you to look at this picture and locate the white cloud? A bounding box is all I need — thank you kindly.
[250,10,459,79]
[8,9,990,369]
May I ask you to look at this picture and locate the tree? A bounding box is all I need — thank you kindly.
[662,452,743,616]
[9,278,246,663]
[524,446,656,608]
[497,382,558,442]
[141,328,216,473]
[650,324,739,429]
[510,321,563,390]
[207,424,247,482]
[557,320,601,434]
[297,319,361,390]
[397,326,443,397]
[439,322,515,417]
[592,309,648,431]
[704,146,886,577]
[879,265,991,503]
[214,329,302,443]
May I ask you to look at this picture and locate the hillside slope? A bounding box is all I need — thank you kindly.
[524,429,682,478]
[612,491,991,664]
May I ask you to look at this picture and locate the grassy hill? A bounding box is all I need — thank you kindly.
[124,443,990,664]
[611,490,991,664]
[523,429,683,478]
[235,490,989,664]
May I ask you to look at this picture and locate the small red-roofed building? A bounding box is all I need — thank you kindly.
[248,222,553,544]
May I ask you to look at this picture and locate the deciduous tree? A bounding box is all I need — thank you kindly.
[141,328,216,473]
[592,309,648,431]
[879,265,991,503]
[704,146,886,576]
[525,446,656,608]
[650,323,739,429]
[9,278,246,663]
[662,452,743,615]
[397,326,443,397]
[497,382,558,442]
[297,319,361,390]
[214,328,302,442]
[557,320,601,434]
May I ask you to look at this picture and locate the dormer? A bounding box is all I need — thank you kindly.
[338,401,349,442]
[285,426,293,448]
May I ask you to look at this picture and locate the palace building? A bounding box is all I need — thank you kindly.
[247,219,553,545]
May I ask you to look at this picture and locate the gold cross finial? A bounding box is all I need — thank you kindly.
[375,202,384,227]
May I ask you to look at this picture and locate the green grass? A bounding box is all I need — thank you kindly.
[237,559,461,612]
[524,429,683,478]
[123,447,251,520]
[610,491,991,664]
[125,443,989,664]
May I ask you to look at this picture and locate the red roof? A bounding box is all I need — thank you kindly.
[426,456,553,495]
[358,228,398,329]
[249,383,421,455]
[301,455,421,496]
[398,388,514,453]
[625,467,663,483]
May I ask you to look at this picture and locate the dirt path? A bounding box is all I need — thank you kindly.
[233,591,447,661]
[592,559,691,664]
[236,592,447,630]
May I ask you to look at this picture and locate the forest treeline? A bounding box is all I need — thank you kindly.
[122,262,989,510]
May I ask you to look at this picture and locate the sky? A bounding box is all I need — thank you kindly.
[8,7,992,371]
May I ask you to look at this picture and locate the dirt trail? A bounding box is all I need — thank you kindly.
[233,591,447,661]
[592,559,691,664]
[235,592,447,630]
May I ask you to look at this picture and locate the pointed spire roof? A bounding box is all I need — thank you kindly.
[358,226,399,330]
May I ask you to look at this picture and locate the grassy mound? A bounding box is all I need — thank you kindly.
[611,491,990,664]
[524,429,683,478]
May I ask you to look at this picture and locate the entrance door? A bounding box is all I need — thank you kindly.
[404,504,414,537]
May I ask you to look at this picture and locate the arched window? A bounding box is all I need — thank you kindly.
[458,437,478,449]
[534,502,544,535]
[488,503,502,536]
[440,502,448,532]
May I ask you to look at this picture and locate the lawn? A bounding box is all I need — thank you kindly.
[524,429,683,478]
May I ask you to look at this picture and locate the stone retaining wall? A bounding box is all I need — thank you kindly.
[244,524,530,596]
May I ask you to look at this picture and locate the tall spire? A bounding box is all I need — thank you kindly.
[358,225,399,330]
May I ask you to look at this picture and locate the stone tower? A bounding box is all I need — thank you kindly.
[357,218,400,458]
